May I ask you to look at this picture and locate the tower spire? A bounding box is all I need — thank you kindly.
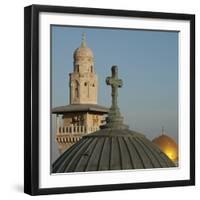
[81,32,86,47]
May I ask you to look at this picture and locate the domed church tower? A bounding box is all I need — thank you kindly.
[70,33,98,104]
[52,66,175,173]
[52,34,108,153]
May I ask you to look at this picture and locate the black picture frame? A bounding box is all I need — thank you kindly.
[24,4,195,196]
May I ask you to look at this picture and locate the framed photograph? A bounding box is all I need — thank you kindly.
[24,4,195,195]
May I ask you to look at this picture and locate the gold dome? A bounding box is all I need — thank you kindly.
[152,134,178,162]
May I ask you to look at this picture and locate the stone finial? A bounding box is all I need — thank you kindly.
[81,32,86,47]
[162,126,165,135]
[102,65,128,129]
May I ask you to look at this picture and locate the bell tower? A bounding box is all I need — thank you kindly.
[69,33,98,104]
[52,33,108,154]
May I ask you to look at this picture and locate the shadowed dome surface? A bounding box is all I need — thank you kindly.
[152,134,178,162]
[52,128,175,173]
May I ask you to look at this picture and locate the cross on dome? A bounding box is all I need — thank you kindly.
[106,66,123,110]
[103,65,128,129]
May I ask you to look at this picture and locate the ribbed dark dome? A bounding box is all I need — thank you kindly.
[52,128,175,173]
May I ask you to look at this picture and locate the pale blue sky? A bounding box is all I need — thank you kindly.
[51,25,178,144]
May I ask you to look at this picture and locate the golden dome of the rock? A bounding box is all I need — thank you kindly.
[152,134,178,162]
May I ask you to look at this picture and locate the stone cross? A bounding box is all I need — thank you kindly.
[102,65,128,129]
[106,65,123,111]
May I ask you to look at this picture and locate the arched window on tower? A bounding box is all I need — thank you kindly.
[74,80,79,98]
[91,65,93,73]
[76,65,79,73]
[87,83,90,98]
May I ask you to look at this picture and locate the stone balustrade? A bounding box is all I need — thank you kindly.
[57,125,99,135]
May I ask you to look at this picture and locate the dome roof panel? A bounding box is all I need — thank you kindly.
[52,129,175,173]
